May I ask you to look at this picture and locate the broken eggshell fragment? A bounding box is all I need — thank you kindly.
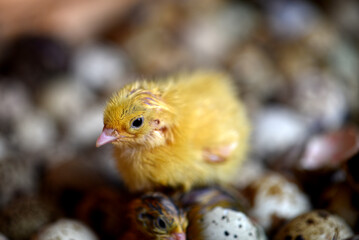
[299,127,359,170]
[244,172,311,232]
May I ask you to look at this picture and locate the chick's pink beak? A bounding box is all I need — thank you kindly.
[96,128,118,147]
[171,233,186,240]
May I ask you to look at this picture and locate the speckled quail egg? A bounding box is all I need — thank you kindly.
[0,196,57,240]
[73,44,128,90]
[14,110,57,153]
[0,156,38,207]
[34,219,98,240]
[267,0,319,39]
[67,105,103,147]
[185,3,258,63]
[289,71,347,130]
[0,82,32,126]
[274,210,353,240]
[0,233,8,240]
[245,172,311,231]
[39,78,95,125]
[199,206,266,240]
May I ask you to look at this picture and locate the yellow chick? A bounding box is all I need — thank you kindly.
[96,71,250,192]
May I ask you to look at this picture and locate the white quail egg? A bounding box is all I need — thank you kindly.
[34,219,98,240]
[200,206,266,240]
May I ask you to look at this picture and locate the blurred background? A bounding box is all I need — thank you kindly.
[0,0,358,239]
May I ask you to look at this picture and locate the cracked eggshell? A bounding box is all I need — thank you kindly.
[246,173,311,231]
[299,127,359,170]
[274,210,353,240]
[200,206,266,240]
[34,219,98,240]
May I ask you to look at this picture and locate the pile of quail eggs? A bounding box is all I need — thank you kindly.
[0,0,358,239]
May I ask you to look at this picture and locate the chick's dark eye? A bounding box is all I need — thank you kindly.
[157,218,167,229]
[131,117,144,128]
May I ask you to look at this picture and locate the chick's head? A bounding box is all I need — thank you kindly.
[130,192,188,240]
[96,84,174,148]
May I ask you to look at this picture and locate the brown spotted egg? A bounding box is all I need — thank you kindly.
[274,210,353,240]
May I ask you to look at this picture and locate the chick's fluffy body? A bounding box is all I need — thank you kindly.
[103,72,250,192]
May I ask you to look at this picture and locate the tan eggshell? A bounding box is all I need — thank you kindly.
[274,210,353,240]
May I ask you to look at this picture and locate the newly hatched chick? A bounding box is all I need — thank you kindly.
[97,71,251,192]
[120,192,187,240]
